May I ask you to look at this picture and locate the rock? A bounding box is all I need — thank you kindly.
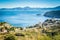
[15,33,25,36]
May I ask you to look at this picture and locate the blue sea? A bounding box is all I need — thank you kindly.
[0,10,49,27]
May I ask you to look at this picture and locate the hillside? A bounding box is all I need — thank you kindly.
[0,19,60,40]
[44,10,60,18]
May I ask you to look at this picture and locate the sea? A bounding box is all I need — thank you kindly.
[0,10,50,27]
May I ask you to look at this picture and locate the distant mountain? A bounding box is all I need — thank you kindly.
[53,6,60,10]
[0,6,60,11]
[0,8,9,10]
[0,7,22,10]
[44,10,60,18]
[55,6,60,9]
[0,7,32,11]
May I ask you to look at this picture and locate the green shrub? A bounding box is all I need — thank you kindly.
[4,34,17,40]
[53,34,60,40]
[38,35,52,40]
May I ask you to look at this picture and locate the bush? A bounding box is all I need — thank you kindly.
[37,35,52,40]
[4,34,17,40]
[53,34,60,40]
[9,27,15,31]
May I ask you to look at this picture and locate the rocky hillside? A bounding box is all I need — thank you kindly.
[0,22,12,28]
[42,19,60,31]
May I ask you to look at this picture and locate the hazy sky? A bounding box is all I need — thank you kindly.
[0,0,60,8]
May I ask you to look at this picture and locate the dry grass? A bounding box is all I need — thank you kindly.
[0,28,51,40]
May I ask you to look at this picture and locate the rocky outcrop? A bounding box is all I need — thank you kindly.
[0,22,12,28]
[0,22,12,32]
[42,19,60,31]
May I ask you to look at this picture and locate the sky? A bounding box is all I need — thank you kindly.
[0,0,60,8]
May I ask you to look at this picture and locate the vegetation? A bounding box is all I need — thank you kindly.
[0,19,60,40]
[53,34,60,40]
[4,34,17,40]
